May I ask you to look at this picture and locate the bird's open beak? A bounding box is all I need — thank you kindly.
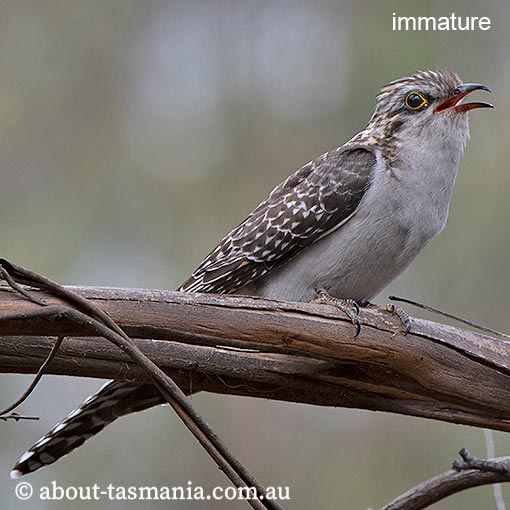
[434,83,493,113]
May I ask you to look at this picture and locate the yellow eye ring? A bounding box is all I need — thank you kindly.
[405,92,427,110]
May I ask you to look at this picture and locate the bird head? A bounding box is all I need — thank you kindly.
[367,70,493,143]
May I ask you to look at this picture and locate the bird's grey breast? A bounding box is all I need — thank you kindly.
[252,128,465,303]
[391,113,468,238]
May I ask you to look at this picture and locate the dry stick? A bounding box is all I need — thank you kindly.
[483,430,507,510]
[0,262,74,418]
[381,449,510,510]
[61,307,276,510]
[0,264,61,418]
[0,336,64,417]
[389,295,510,339]
[0,265,48,306]
[0,414,39,421]
[0,261,283,510]
[454,448,510,475]
[0,289,271,510]
[0,259,124,335]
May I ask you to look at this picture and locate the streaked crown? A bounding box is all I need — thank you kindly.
[368,70,462,125]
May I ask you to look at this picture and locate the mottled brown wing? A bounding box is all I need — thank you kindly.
[179,146,376,294]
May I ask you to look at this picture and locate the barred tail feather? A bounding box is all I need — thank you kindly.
[11,381,163,478]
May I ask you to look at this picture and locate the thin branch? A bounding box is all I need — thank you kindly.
[382,449,510,510]
[389,295,509,339]
[0,413,39,421]
[0,265,47,306]
[483,429,507,510]
[453,448,510,475]
[0,261,282,510]
[0,336,64,417]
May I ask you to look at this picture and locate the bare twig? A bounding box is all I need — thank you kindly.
[453,448,510,475]
[0,260,282,510]
[389,295,509,339]
[0,265,47,306]
[382,449,510,510]
[0,413,39,421]
[0,336,64,417]
[483,429,507,510]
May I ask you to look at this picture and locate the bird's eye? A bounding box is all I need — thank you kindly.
[405,92,427,110]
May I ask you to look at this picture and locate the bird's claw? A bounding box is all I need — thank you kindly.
[312,289,361,337]
[378,303,411,335]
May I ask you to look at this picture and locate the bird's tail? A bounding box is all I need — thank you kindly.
[11,380,164,478]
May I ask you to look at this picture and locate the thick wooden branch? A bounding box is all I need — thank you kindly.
[1,286,510,431]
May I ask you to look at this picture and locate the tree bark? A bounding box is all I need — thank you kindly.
[1,285,509,431]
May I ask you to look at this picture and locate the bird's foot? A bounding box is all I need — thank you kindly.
[312,288,361,337]
[367,302,411,335]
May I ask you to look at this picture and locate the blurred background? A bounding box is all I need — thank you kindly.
[0,0,508,508]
